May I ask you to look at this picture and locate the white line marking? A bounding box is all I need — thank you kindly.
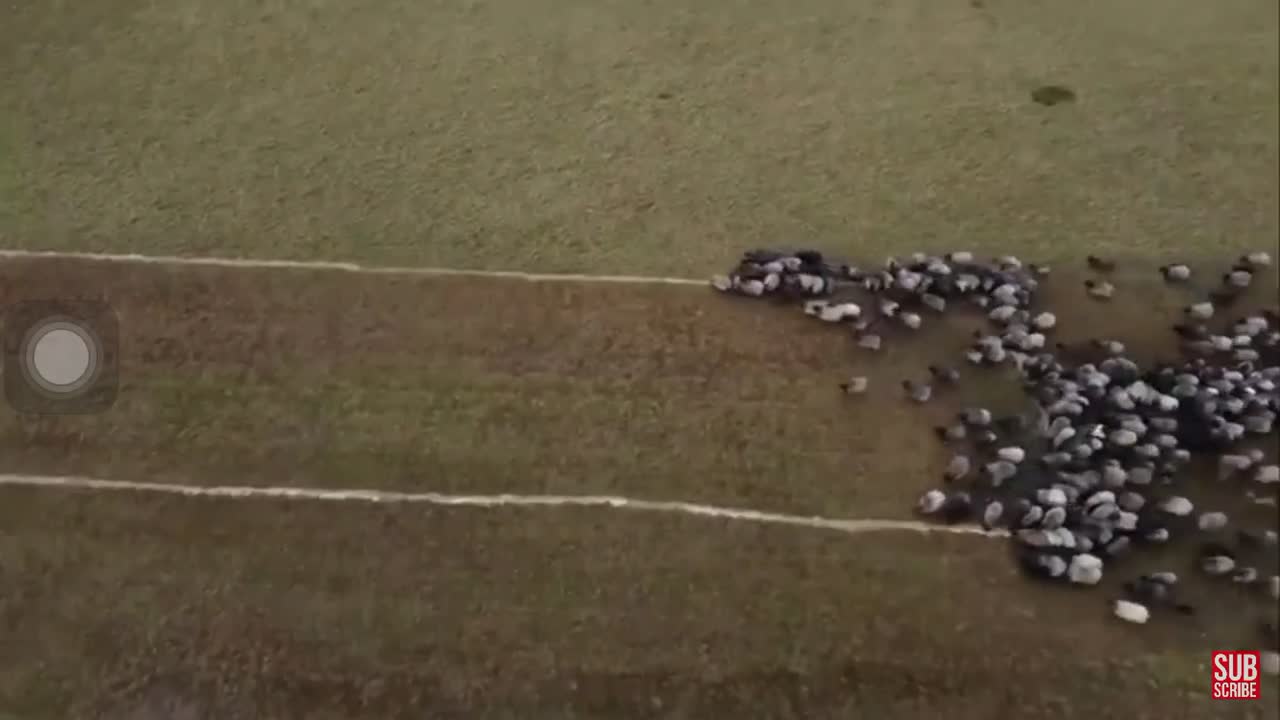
[0,249,706,286]
[0,474,1009,539]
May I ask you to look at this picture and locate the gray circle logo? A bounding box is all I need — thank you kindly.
[20,317,102,398]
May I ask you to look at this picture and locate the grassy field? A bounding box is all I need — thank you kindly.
[0,489,1248,720]
[2,0,1277,273]
[1,0,1279,718]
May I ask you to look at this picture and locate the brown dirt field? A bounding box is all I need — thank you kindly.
[0,487,1271,720]
[0,256,1276,717]
[2,1,1276,274]
[0,255,1271,519]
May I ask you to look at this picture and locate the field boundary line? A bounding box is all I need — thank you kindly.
[0,473,1009,539]
[0,249,706,286]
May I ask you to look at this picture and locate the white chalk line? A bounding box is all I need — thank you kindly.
[0,249,706,286]
[0,473,1009,540]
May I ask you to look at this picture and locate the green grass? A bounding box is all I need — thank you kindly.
[0,488,1256,719]
[1,0,1278,716]
[1,0,1276,274]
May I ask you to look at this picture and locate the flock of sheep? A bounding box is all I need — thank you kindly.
[711,247,1280,674]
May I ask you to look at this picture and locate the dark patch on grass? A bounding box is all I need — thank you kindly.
[1032,85,1077,107]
